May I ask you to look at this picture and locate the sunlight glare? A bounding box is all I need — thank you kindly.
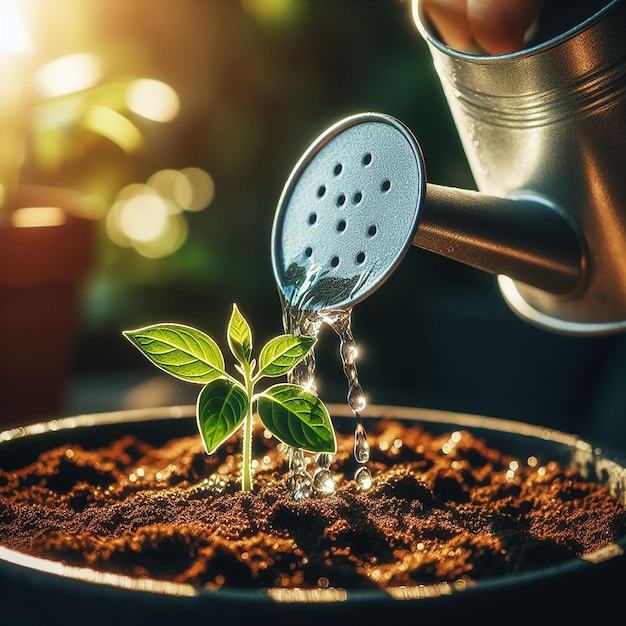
[0,1,32,54]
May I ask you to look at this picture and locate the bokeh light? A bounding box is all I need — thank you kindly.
[126,79,180,123]
[241,0,305,26]
[11,205,66,228]
[82,104,144,153]
[118,187,170,243]
[179,167,215,211]
[105,167,212,258]
[34,53,103,98]
[148,167,215,212]
[146,169,187,205]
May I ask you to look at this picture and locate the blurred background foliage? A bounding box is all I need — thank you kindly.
[14,0,626,449]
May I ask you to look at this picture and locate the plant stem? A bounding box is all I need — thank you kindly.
[241,369,255,492]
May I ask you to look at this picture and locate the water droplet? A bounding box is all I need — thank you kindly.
[341,341,358,366]
[210,475,228,493]
[313,467,336,495]
[315,452,333,469]
[319,309,368,417]
[354,466,372,491]
[290,472,313,501]
[190,475,228,495]
[348,383,367,413]
[289,448,307,473]
[354,422,370,463]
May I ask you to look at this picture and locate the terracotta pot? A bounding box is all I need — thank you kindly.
[0,404,625,626]
[0,185,95,426]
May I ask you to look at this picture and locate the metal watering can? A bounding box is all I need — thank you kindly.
[411,0,626,335]
[272,0,626,335]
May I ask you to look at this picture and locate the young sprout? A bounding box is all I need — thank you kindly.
[123,303,336,492]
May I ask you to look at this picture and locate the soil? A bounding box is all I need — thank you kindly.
[1,417,626,591]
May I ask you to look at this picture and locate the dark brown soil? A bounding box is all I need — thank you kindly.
[1,418,625,591]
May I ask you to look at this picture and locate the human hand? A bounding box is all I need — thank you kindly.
[420,0,544,54]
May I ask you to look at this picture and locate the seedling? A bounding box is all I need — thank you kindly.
[123,303,336,492]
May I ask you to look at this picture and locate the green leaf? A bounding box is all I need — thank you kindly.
[256,383,336,453]
[123,323,226,384]
[257,335,317,378]
[227,304,253,367]
[197,378,248,455]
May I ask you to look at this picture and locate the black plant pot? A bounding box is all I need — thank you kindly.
[1,404,625,626]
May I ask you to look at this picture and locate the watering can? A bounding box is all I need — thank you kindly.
[410,0,626,334]
[272,0,626,336]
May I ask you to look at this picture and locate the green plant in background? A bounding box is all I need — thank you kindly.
[123,303,336,492]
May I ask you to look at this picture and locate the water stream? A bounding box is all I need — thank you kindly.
[282,299,372,498]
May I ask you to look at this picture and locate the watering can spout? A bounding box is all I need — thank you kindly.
[414,184,584,297]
